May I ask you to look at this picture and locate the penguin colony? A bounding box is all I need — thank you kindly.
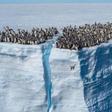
[0,26,58,45]
[56,22,112,50]
[0,22,112,50]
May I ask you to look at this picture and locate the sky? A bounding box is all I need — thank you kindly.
[0,0,112,3]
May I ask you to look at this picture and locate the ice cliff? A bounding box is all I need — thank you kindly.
[79,42,112,112]
[0,41,112,112]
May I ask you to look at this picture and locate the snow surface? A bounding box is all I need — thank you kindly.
[0,4,112,29]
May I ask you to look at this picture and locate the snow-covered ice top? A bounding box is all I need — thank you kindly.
[0,4,112,29]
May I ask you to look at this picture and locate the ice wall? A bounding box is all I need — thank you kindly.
[78,42,112,112]
[43,41,112,112]
[0,43,47,112]
[0,41,112,112]
[49,48,88,112]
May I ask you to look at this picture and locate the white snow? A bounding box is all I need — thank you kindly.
[0,4,112,29]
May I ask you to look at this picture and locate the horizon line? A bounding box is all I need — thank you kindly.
[0,2,112,4]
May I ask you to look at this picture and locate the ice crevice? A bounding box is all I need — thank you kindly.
[41,36,59,112]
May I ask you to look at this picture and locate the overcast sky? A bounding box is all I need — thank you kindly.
[0,0,112,3]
